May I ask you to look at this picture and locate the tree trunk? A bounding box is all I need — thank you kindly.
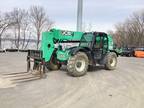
[37,31,40,50]
[22,29,26,49]
[17,26,20,50]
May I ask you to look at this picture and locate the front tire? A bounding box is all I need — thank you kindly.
[105,52,117,70]
[46,55,61,70]
[67,52,89,77]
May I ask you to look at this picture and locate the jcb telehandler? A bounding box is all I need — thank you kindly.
[27,29,118,77]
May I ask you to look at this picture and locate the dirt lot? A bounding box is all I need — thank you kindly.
[0,52,144,108]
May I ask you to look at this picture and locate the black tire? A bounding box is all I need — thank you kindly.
[67,52,89,77]
[105,52,117,70]
[46,56,61,70]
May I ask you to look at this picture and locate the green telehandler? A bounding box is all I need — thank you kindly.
[27,29,118,77]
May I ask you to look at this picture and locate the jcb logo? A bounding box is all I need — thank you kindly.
[61,31,73,36]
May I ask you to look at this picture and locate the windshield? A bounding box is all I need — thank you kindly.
[79,33,93,47]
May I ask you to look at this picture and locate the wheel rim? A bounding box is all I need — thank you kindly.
[110,57,116,67]
[75,59,86,72]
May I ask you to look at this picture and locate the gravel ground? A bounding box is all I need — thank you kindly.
[0,52,144,108]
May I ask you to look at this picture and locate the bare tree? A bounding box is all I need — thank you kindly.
[113,10,144,47]
[30,6,53,49]
[0,12,14,49]
[8,8,30,50]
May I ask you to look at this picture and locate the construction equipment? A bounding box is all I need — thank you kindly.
[134,51,144,58]
[134,48,144,58]
[27,29,118,77]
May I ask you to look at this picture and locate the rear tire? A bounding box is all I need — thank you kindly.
[67,52,89,77]
[105,52,117,70]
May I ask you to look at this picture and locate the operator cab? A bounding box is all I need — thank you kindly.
[79,32,109,60]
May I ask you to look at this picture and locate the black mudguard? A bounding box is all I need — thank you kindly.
[68,47,94,65]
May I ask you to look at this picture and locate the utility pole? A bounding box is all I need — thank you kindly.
[77,0,83,31]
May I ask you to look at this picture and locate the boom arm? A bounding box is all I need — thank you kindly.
[41,29,83,62]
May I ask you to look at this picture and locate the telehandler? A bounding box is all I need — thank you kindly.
[27,29,118,77]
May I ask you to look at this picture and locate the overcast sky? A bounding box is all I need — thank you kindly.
[0,0,144,32]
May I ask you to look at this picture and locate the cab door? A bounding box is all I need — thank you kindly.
[92,33,108,60]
